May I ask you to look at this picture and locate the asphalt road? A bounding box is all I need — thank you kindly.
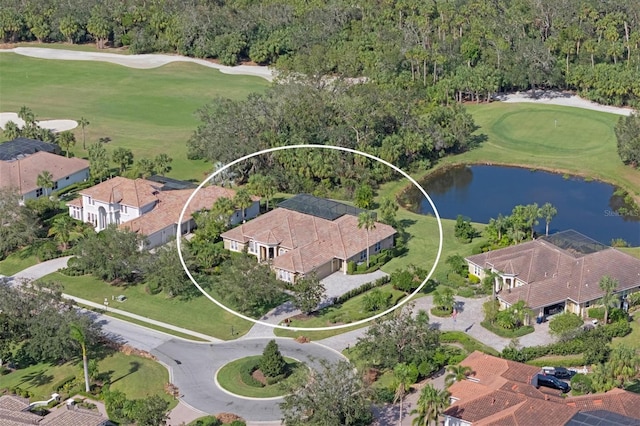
[152,338,345,421]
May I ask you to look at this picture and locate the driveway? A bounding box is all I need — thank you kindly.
[151,338,345,421]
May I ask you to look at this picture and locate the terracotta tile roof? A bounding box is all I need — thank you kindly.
[41,408,108,425]
[0,151,89,195]
[565,388,640,420]
[220,208,396,274]
[120,185,251,236]
[0,395,108,426]
[445,353,640,426]
[445,389,528,422]
[478,398,579,426]
[467,239,640,309]
[79,176,160,208]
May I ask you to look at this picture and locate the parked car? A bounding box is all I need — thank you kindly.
[542,367,576,379]
[533,373,571,393]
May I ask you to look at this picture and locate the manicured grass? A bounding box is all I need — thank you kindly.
[85,307,208,342]
[43,272,253,340]
[216,356,303,398]
[378,210,487,283]
[0,352,174,407]
[611,310,640,350]
[5,41,132,54]
[620,247,640,259]
[526,355,585,368]
[274,284,405,340]
[0,249,39,276]
[459,103,640,200]
[440,331,500,356]
[0,53,269,180]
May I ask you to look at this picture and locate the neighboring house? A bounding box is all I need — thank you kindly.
[0,151,90,201]
[0,394,108,425]
[67,176,259,248]
[0,137,60,161]
[443,351,640,426]
[465,230,640,317]
[220,194,396,283]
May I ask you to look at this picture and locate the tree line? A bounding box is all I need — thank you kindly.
[2,0,639,106]
[187,79,478,199]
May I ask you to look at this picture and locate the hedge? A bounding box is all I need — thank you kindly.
[587,307,605,320]
[239,359,264,388]
[525,355,585,368]
[52,375,77,392]
[430,307,453,318]
[481,321,534,338]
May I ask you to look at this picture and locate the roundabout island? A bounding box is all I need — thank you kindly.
[150,337,345,422]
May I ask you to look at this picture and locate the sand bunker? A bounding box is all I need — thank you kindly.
[0,112,78,133]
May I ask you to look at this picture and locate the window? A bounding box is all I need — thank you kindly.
[88,197,94,205]
[473,265,481,276]
[248,241,256,254]
[374,241,381,252]
[36,188,43,197]
[65,176,70,180]
[53,182,58,190]
[278,269,292,283]
[230,240,238,251]
[122,205,128,214]
[360,250,367,261]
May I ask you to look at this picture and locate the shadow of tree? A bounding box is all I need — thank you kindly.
[19,369,53,387]
[110,361,141,385]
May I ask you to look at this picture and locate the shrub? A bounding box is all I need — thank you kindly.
[549,313,584,337]
[601,319,632,338]
[356,263,368,273]
[52,375,77,392]
[446,272,466,288]
[347,261,356,274]
[373,387,395,404]
[571,374,593,395]
[608,308,627,323]
[468,274,480,284]
[430,306,453,317]
[456,287,475,298]
[481,321,534,338]
[240,360,264,388]
[362,289,392,312]
[628,292,640,307]
[334,276,390,305]
[588,307,605,320]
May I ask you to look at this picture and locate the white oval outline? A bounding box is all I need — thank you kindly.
[177,144,443,332]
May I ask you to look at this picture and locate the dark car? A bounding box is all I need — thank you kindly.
[542,367,576,379]
[533,374,571,393]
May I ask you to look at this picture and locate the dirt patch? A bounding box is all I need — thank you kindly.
[295,336,310,344]
[217,413,245,423]
[251,368,268,385]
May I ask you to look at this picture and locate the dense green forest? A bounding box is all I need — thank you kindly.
[2,0,640,107]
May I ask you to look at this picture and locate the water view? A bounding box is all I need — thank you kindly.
[401,165,640,246]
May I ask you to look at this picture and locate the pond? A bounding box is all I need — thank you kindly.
[400,165,640,246]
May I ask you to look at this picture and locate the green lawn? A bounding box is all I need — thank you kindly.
[6,41,133,54]
[457,103,640,200]
[43,272,253,340]
[620,247,640,259]
[0,53,269,180]
[612,310,640,350]
[216,356,303,398]
[275,284,406,340]
[0,249,39,276]
[0,352,175,407]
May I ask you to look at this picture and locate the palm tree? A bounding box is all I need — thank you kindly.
[444,364,473,387]
[539,202,557,236]
[78,117,90,149]
[247,174,276,211]
[18,105,35,125]
[56,130,76,157]
[3,120,21,139]
[411,384,450,426]
[154,153,173,176]
[599,275,619,324]
[494,214,508,241]
[357,211,376,268]
[69,323,91,393]
[212,196,236,228]
[36,170,54,196]
[233,188,253,222]
[393,363,416,426]
[48,215,86,251]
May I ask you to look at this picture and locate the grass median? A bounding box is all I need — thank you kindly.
[42,272,253,340]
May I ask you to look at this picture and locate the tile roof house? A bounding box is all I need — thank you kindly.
[0,395,108,426]
[0,151,90,201]
[220,194,396,283]
[443,351,640,426]
[465,230,640,318]
[67,176,259,249]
